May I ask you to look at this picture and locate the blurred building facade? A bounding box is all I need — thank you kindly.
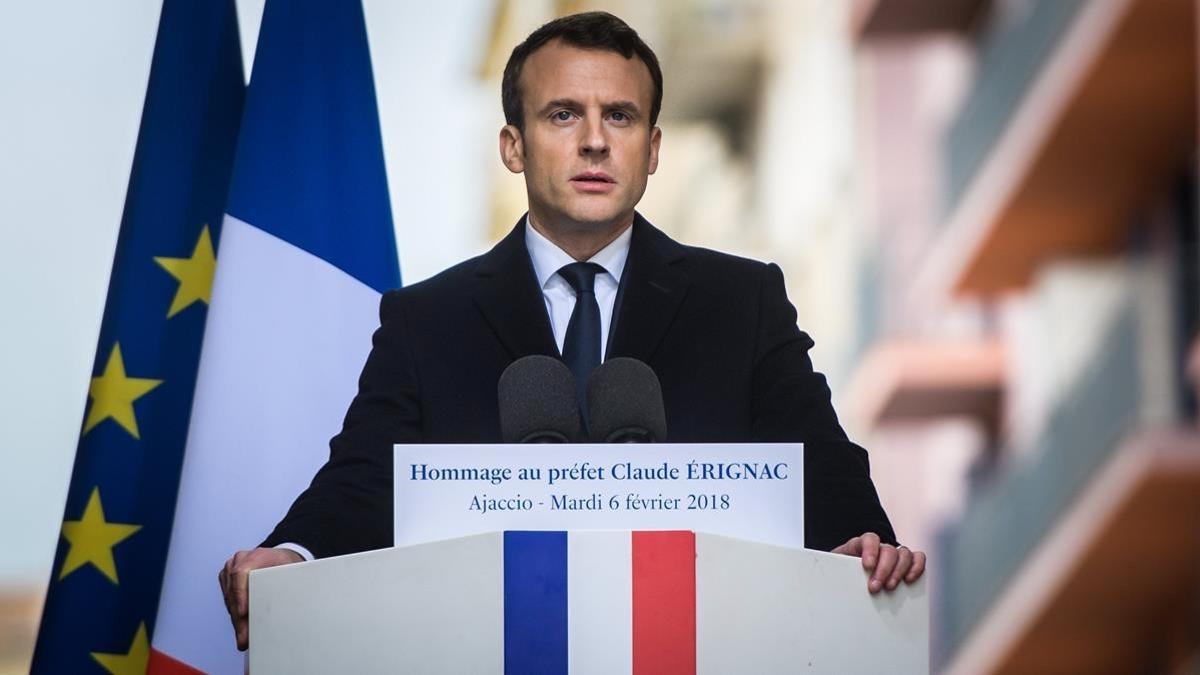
[851,0,1200,672]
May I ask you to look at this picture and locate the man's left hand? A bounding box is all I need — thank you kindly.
[832,532,926,594]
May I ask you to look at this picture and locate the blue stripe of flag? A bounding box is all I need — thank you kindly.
[504,531,568,675]
[224,0,399,293]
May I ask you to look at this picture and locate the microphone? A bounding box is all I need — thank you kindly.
[498,355,584,443]
[586,358,668,443]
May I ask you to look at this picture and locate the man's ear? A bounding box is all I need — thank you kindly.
[648,125,662,175]
[499,124,525,174]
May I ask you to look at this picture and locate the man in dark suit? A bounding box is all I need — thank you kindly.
[219,11,925,650]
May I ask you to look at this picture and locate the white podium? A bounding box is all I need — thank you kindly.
[250,530,928,674]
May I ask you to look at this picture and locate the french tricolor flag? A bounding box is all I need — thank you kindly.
[150,1,399,672]
[506,530,697,674]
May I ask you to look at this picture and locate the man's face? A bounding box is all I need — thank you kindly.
[501,39,661,232]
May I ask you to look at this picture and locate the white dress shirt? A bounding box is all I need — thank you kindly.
[524,217,632,360]
[277,219,634,562]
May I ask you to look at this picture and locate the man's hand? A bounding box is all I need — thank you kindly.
[217,547,303,651]
[832,532,926,594]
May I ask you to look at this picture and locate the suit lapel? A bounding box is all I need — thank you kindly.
[608,214,690,363]
[471,219,559,359]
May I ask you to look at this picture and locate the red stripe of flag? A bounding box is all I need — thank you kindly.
[632,530,696,675]
[147,648,205,675]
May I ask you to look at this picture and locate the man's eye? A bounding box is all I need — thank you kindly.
[553,111,574,121]
[611,111,627,122]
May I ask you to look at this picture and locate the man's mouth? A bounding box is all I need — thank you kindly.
[571,171,615,183]
[570,172,616,193]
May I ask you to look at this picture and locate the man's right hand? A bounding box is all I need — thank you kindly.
[217,547,303,651]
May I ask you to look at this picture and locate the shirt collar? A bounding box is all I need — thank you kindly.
[524,214,632,289]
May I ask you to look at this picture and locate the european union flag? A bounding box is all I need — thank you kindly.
[31,1,244,672]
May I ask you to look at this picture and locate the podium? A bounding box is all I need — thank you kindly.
[250,530,928,673]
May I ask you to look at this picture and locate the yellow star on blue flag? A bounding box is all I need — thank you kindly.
[83,343,162,439]
[91,622,149,675]
[155,224,216,318]
[58,487,141,584]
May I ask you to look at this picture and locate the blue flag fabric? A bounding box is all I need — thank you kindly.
[31,1,244,671]
[226,0,400,292]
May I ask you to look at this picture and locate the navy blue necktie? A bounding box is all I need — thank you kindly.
[558,262,605,408]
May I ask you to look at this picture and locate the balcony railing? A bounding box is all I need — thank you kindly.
[849,241,883,375]
[934,299,1141,664]
[941,0,1088,218]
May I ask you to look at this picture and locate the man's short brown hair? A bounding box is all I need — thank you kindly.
[501,11,664,132]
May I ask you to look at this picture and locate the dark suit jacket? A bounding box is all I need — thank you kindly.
[263,214,897,558]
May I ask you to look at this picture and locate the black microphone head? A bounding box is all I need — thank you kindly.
[498,355,583,443]
[586,357,668,443]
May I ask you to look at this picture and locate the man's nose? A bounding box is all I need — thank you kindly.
[579,117,609,156]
